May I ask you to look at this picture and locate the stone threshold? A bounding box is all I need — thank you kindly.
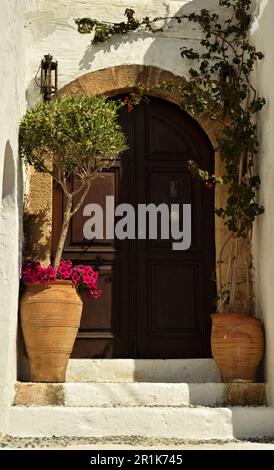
[14,382,266,407]
[65,359,221,383]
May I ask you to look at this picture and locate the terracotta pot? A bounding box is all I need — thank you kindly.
[211,313,264,383]
[20,281,83,382]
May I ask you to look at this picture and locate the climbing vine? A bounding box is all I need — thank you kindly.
[75,8,165,44]
[76,0,265,312]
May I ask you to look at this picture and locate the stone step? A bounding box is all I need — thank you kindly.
[66,359,221,383]
[9,406,274,439]
[14,382,267,407]
[9,406,234,440]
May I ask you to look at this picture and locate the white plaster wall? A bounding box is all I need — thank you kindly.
[251,0,274,404]
[0,1,26,434]
[24,0,226,105]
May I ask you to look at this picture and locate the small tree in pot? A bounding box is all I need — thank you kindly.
[19,95,128,382]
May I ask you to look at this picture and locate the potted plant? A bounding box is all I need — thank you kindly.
[176,1,265,383]
[177,2,266,383]
[75,0,265,382]
[19,95,128,382]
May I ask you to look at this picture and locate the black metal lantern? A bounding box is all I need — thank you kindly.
[40,54,58,101]
[220,63,236,113]
[220,63,236,86]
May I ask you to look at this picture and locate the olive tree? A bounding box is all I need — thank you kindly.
[20,95,128,269]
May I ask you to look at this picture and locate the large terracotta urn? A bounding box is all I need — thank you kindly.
[211,313,264,382]
[20,281,83,382]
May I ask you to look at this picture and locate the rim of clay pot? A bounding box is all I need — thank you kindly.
[211,312,262,323]
[211,312,255,317]
[24,280,76,287]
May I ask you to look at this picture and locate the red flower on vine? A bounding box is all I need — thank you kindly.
[205,180,214,189]
[124,95,134,113]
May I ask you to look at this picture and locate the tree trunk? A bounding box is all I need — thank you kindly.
[54,196,72,270]
[53,182,91,270]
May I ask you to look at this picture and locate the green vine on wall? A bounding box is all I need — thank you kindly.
[75,8,165,44]
[76,0,265,312]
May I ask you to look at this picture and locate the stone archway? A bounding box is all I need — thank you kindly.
[26,64,247,311]
[60,65,221,150]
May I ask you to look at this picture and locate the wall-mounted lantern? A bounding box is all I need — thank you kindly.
[220,63,236,86]
[220,63,237,113]
[40,54,58,101]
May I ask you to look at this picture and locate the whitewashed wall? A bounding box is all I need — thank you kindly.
[0,0,272,436]
[24,0,226,106]
[251,0,274,405]
[0,1,26,434]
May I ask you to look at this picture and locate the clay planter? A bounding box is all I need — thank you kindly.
[211,313,264,383]
[20,281,83,382]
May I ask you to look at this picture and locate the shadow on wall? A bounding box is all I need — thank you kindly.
[23,207,51,261]
[0,141,16,265]
[1,140,24,255]
[0,141,25,383]
[78,0,225,72]
[26,77,42,109]
[1,141,15,209]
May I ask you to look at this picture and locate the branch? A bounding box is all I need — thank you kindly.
[218,232,233,305]
[71,181,91,217]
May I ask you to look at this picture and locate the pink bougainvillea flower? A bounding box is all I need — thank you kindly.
[21,260,102,300]
[58,259,73,280]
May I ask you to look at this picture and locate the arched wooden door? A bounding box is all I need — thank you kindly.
[52,96,215,358]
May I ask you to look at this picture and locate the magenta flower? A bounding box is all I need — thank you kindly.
[21,260,102,300]
[57,259,73,280]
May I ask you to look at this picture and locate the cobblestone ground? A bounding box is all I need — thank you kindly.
[1,436,274,449]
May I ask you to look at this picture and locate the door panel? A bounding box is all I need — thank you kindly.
[150,263,198,330]
[52,96,215,358]
[71,171,118,246]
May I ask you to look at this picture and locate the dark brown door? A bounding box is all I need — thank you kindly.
[52,96,215,358]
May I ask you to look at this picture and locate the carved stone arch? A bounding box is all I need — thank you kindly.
[60,65,221,150]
